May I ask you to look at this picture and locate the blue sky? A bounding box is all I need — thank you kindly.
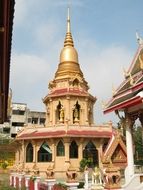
[10,0,143,125]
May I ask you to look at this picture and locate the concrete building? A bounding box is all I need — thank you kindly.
[11,103,46,137]
[10,103,28,137]
[0,102,46,137]
[27,110,46,125]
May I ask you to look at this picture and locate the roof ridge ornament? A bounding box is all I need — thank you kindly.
[136,32,143,45]
[112,83,116,96]
[139,54,143,70]
[123,67,129,78]
[129,72,134,86]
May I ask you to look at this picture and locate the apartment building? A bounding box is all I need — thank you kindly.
[1,102,46,137]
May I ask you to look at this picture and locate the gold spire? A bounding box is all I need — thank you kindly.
[54,8,84,80]
[64,7,74,47]
[67,7,70,33]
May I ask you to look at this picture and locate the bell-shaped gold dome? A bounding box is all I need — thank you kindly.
[60,46,78,63]
[54,8,83,80]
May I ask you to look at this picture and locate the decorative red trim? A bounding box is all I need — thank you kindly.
[104,96,142,114]
[17,129,112,140]
[104,82,143,113]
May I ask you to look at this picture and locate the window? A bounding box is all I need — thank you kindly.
[12,110,25,115]
[12,122,24,127]
[83,141,98,167]
[26,143,33,162]
[32,118,38,124]
[57,140,65,156]
[28,118,32,123]
[70,141,78,158]
[38,142,52,162]
[40,118,45,125]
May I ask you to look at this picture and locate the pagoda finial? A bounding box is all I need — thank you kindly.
[67,7,70,33]
[64,7,74,47]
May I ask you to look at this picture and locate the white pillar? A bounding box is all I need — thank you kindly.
[66,182,79,190]
[18,173,24,190]
[10,173,13,186]
[125,120,134,182]
[45,179,56,190]
[34,176,41,190]
[25,175,31,190]
[84,170,89,190]
[13,173,17,188]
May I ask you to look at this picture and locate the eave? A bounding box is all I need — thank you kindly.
[104,82,143,114]
[104,95,143,114]
[15,126,112,140]
[43,88,96,103]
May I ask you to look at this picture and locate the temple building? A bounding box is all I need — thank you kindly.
[14,9,126,179]
[104,33,143,188]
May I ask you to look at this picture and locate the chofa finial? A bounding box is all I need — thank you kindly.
[136,31,143,45]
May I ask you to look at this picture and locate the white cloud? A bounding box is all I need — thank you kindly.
[35,21,61,48]
[14,0,29,26]
[10,53,51,110]
[76,41,133,124]
[11,1,134,124]
[10,42,133,124]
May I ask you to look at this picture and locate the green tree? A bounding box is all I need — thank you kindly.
[133,125,143,165]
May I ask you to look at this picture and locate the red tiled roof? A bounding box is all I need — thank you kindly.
[104,44,143,114]
[16,129,112,140]
[104,95,142,114]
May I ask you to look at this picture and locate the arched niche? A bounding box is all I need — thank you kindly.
[38,142,52,162]
[83,141,98,167]
[57,140,65,156]
[70,140,78,158]
[73,101,80,123]
[26,142,33,162]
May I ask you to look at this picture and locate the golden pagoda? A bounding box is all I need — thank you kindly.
[14,8,126,180]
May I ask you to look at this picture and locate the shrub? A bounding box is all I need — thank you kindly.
[1,160,8,169]
[79,158,93,172]
[52,183,67,190]
[77,182,84,189]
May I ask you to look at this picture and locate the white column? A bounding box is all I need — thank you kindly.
[125,118,134,182]
[84,170,89,190]
[66,182,79,190]
[13,173,17,188]
[25,175,31,190]
[10,173,14,186]
[18,173,24,190]
[34,176,41,190]
[45,179,56,190]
